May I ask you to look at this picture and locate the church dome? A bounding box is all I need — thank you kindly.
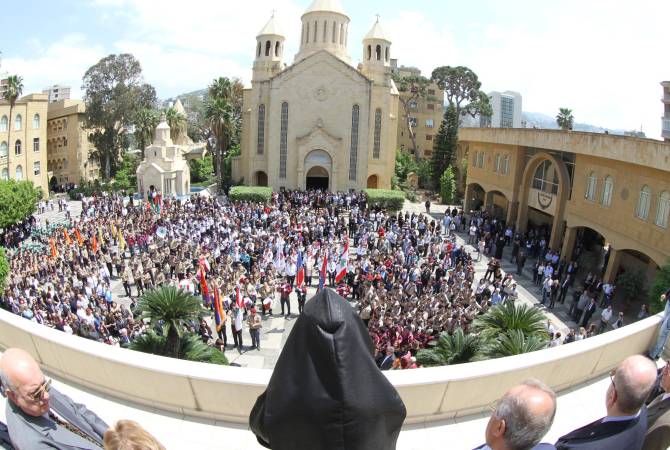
[258,13,284,37]
[364,18,390,42]
[295,0,350,63]
[304,0,347,17]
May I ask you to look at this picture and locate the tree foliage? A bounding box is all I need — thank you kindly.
[205,77,241,188]
[129,331,227,365]
[0,247,9,291]
[189,154,214,183]
[391,73,431,159]
[2,75,23,177]
[132,108,159,159]
[113,154,139,192]
[440,166,457,205]
[416,329,483,366]
[395,149,417,184]
[483,329,548,359]
[649,261,670,313]
[164,106,187,142]
[82,54,157,179]
[556,108,574,131]
[472,301,548,342]
[431,103,458,189]
[430,66,491,122]
[0,180,41,228]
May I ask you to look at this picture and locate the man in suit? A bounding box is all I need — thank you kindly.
[1,347,109,450]
[555,354,658,450]
[581,297,597,328]
[377,346,396,371]
[643,363,670,450]
[473,379,557,450]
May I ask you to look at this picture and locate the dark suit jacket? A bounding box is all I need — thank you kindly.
[377,354,396,371]
[473,442,556,450]
[643,394,670,450]
[555,406,648,450]
[5,387,108,450]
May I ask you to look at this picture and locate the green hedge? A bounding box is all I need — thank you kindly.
[228,186,273,203]
[365,188,405,211]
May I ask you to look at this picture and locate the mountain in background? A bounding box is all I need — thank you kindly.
[522,111,637,136]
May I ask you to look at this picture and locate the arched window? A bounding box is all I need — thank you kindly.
[375,45,381,60]
[385,46,390,62]
[33,113,40,129]
[585,172,597,201]
[306,22,310,43]
[494,154,500,172]
[472,151,478,167]
[339,24,344,44]
[15,165,22,181]
[600,175,613,207]
[323,20,327,42]
[33,161,40,176]
[349,105,360,181]
[257,104,265,155]
[265,40,271,56]
[63,137,68,147]
[532,160,559,194]
[367,45,372,60]
[1,168,7,181]
[313,21,317,42]
[655,191,670,228]
[14,114,22,131]
[477,152,484,168]
[275,41,280,57]
[502,155,510,175]
[257,41,261,57]
[636,185,651,220]
[373,108,382,159]
[0,141,7,158]
[332,21,337,43]
[33,137,39,152]
[279,102,288,179]
[14,139,21,156]
[0,115,7,132]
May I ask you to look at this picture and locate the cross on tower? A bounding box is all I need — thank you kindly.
[375,14,380,22]
[271,9,276,18]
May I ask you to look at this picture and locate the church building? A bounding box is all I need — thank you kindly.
[234,0,399,191]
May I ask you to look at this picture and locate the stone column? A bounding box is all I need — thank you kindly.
[561,226,578,261]
[506,201,519,227]
[549,219,564,252]
[602,248,621,284]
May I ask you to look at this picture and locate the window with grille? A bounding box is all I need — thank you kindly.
[373,108,382,159]
[279,102,288,178]
[636,186,651,220]
[257,104,265,154]
[349,105,359,181]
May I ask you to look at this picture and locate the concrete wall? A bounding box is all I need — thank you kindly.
[0,309,663,424]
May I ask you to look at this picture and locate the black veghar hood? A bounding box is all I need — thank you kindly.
[249,288,406,449]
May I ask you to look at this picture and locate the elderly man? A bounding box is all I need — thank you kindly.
[1,348,109,450]
[474,379,557,450]
[555,354,658,450]
[642,363,670,450]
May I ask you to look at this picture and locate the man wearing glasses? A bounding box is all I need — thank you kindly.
[0,347,109,449]
[555,354,658,450]
[643,363,670,450]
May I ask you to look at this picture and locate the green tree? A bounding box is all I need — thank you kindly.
[473,301,548,342]
[205,92,237,188]
[483,329,547,359]
[83,54,157,179]
[394,149,418,184]
[416,329,483,367]
[556,108,574,131]
[0,247,9,290]
[440,166,457,205]
[129,332,227,365]
[189,154,213,183]
[430,66,491,124]
[616,269,645,304]
[135,286,206,358]
[133,108,159,159]
[650,261,670,313]
[2,75,24,177]
[431,104,459,189]
[164,106,187,142]
[113,154,139,192]
[391,73,431,160]
[0,180,41,228]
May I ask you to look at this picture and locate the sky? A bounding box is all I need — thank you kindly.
[1,0,669,138]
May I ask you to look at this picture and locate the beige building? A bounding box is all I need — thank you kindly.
[391,62,444,159]
[234,0,399,190]
[0,93,49,192]
[662,81,670,142]
[46,99,99,186]
[460,128,670,286]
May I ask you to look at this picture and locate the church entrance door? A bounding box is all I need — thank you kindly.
[306,166,329,190]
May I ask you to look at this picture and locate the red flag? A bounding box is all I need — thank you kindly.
[91,235,98,253]
[318,250,328,290]
[296,251,305,288]
[74,228,83,246]
[199,264,209,298]
[49,238,57,258]
[213,282,224,332]
[335,238,349,283]
[236,285,244,308]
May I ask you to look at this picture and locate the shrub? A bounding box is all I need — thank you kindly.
[0,180,41,228]
[228,186,273,203]
[440,166,456,205]
[650,261,670,313]
[364,188,405,211]
[0,247,8,290]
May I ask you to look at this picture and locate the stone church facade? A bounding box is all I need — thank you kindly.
[234,0,399,191]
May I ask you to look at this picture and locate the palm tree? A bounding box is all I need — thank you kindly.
[483,329,548,359]
[204,96,236,188]
[472,301,548,342]
[416,329,483,367]
[556,107,574,131]
[164,107,187,142]
[2,75,23,178]
[129,332,227,365]
[135,285,205,358]
[133,108,159,159]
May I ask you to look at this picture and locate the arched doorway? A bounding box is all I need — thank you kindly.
[485,190,509,222]
[255,171,268,187]
[367,174,378,188]
[304,149,332,190]
[306,166,329,190]
[465,183,486,213]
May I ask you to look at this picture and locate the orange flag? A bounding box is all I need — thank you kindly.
[63,229,73,246]
[49,238,57,258]
[74,229,83,246]
[91,235,98,253]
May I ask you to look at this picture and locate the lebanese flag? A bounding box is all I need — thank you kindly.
[296,251,305,288]
[235,285,244,308]
[335,239,349,283]
[318,250,328,291]
[199,263,209,302]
